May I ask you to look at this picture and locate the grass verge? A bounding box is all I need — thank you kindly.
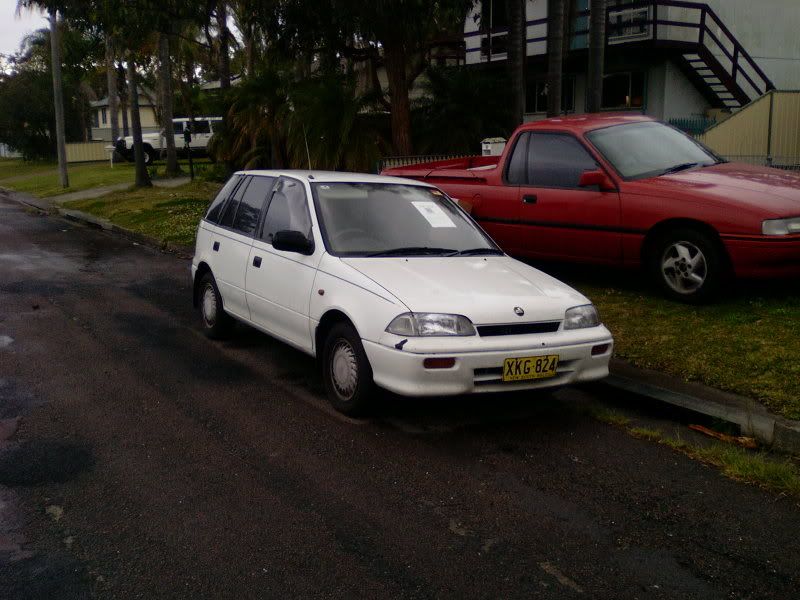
[69,181,221,247]
[555,271,800,421]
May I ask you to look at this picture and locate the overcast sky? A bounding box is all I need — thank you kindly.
[1,0,47,56]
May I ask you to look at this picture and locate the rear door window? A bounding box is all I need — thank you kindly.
[232,176,275,236]
[218,176,252,229]
[527,133,599,188]
[205,175,240,223]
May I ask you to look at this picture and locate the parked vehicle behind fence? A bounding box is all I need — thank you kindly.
[114,116,222,165]
[382,114,800,303]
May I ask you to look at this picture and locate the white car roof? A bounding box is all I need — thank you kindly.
[236,170,435,187]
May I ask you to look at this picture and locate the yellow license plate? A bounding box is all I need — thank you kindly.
[502,355,559,382]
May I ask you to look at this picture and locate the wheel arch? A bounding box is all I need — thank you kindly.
[314,309,357,358]
[193,261,212,308]
[641,218,730,266]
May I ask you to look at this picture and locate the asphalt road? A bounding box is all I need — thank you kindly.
[1,193,799,599]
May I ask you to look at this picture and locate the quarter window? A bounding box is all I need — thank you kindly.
[218,176,251,229]
[205,175,240,223]
[232,176,275,236]
[261,178,312,244]
[506,132,529,185]
[526,133,599,188]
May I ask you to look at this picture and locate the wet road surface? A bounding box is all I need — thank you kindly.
[1,194,799,599]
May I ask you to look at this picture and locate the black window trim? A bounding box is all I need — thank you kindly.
[505,130,604,191]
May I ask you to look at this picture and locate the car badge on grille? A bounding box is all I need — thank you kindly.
[514,307,524,316]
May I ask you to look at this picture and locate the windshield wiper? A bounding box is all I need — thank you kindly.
[451,247,504,256]
[661,162,702,175]
[365,246,457,257]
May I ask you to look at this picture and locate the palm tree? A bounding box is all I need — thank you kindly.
[104,33,120,142]
[216,1,232,90]
[48,8,68,188]
[158,32,180,176]
[586,0,606,112]
[126,54,152,187]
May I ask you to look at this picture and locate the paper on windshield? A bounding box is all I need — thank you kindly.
[411,201,456,228]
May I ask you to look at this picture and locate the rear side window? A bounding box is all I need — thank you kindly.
[232,176,275,236]
[261,178,312,244]
[218,176,251,229]
[506,132,529,185]
[205,175,240,223]
[527,133,599,188]
[173,121,185,135]
[191,120,211,134]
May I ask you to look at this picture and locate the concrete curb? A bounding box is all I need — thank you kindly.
[601,359,800,454]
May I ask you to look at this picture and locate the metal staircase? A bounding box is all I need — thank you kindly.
[603,1,775,110]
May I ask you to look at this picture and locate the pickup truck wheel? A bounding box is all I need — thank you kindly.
[322,323,374,416]
[198,272,232,339]
[648,227,727,304]
[143,147,156,165]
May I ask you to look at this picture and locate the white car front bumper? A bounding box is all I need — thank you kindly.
[362,326,613,397]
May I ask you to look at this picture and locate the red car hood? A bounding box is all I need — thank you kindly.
[626,162,800,217]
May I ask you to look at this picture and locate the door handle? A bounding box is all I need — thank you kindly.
[212,241,220,251]
[252,256,262,268]
[522,194,537,204]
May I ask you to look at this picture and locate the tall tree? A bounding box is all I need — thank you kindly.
[216,1,231,90]
[546,0,564,117]
[104,33,119,141]
[126,55,151,187]
[49,8,69,188]
[507,0,526,127]
[586,0,606,112]
[158,32,180,176]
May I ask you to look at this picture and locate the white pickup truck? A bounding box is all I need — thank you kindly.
[114,117,222,164]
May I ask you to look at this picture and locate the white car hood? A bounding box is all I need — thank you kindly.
[341,256,588,324]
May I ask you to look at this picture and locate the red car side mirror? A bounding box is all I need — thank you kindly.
[579,170,616,191]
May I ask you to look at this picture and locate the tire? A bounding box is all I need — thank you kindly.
[321,322,375,416]
[647,227,728,303]
[143,147,156,165]
[197,272,233,339]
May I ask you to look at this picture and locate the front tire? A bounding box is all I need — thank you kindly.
[321,323,375,416]
[143,146,156,165]
[648,227,728,303]
[198,272,232,339]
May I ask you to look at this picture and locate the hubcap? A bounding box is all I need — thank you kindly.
[330,339,358,401]
[661,241,707,294]
[202,284,217,326]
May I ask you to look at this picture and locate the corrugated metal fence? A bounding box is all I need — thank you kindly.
[65,141,110,163]
[697,91,800,170]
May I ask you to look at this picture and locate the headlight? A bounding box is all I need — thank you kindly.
[386,312,476,337]
[564,304,600,330]
[762,217,800,236]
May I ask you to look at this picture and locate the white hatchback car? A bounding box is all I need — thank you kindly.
[192,171,614,414]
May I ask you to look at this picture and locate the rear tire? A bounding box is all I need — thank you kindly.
[321,323,375,416]
[143,147,156,165]
[647,227,728,303]
[198,272,232,339]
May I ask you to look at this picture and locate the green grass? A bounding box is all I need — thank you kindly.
[69,181,221,247]
[556,271,800,421]
[0,158,58,183]
[591,407,631,427]
[0,160,136,197]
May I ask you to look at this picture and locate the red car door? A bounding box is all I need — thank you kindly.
[514,132,622,264]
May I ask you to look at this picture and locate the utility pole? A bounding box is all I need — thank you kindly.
[587,0,607,112]
[49,8,69,189]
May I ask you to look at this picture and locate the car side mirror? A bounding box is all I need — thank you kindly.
[578,170,616,191]
[272,230,314,255]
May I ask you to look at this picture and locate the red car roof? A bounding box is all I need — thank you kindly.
[519,112,655,134]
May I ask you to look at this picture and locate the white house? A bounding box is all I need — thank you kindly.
[465,0,800,125]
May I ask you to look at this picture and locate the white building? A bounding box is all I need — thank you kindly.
[465,0,800,126]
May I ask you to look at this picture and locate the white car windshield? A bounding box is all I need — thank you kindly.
[312,182,501,257]
[586,121,720,180]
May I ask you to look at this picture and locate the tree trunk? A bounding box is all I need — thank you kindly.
[587,0,606,113]
[118,62,129,137]
[508,0,527,127]
[158,33,180,177]
[48,9,68,188]
[383,42,413,155]
[216,2,231,90]
[244,22,256,76]
[127,57,152,188]
[105,33,120,142]
[546,0,565,117]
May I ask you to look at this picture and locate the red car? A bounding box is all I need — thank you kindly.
[383,114,800,302]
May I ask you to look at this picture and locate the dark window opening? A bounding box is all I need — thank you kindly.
[205,175,240,223]
[525,77,576,114]
[601,71,646,110]
[218,176,251,229]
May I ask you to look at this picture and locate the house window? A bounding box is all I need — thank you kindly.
[92,110,100,128]
[526,77,576,114]
[601,71,646,109]
[479,0,509,58]
[101,108,107,125]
